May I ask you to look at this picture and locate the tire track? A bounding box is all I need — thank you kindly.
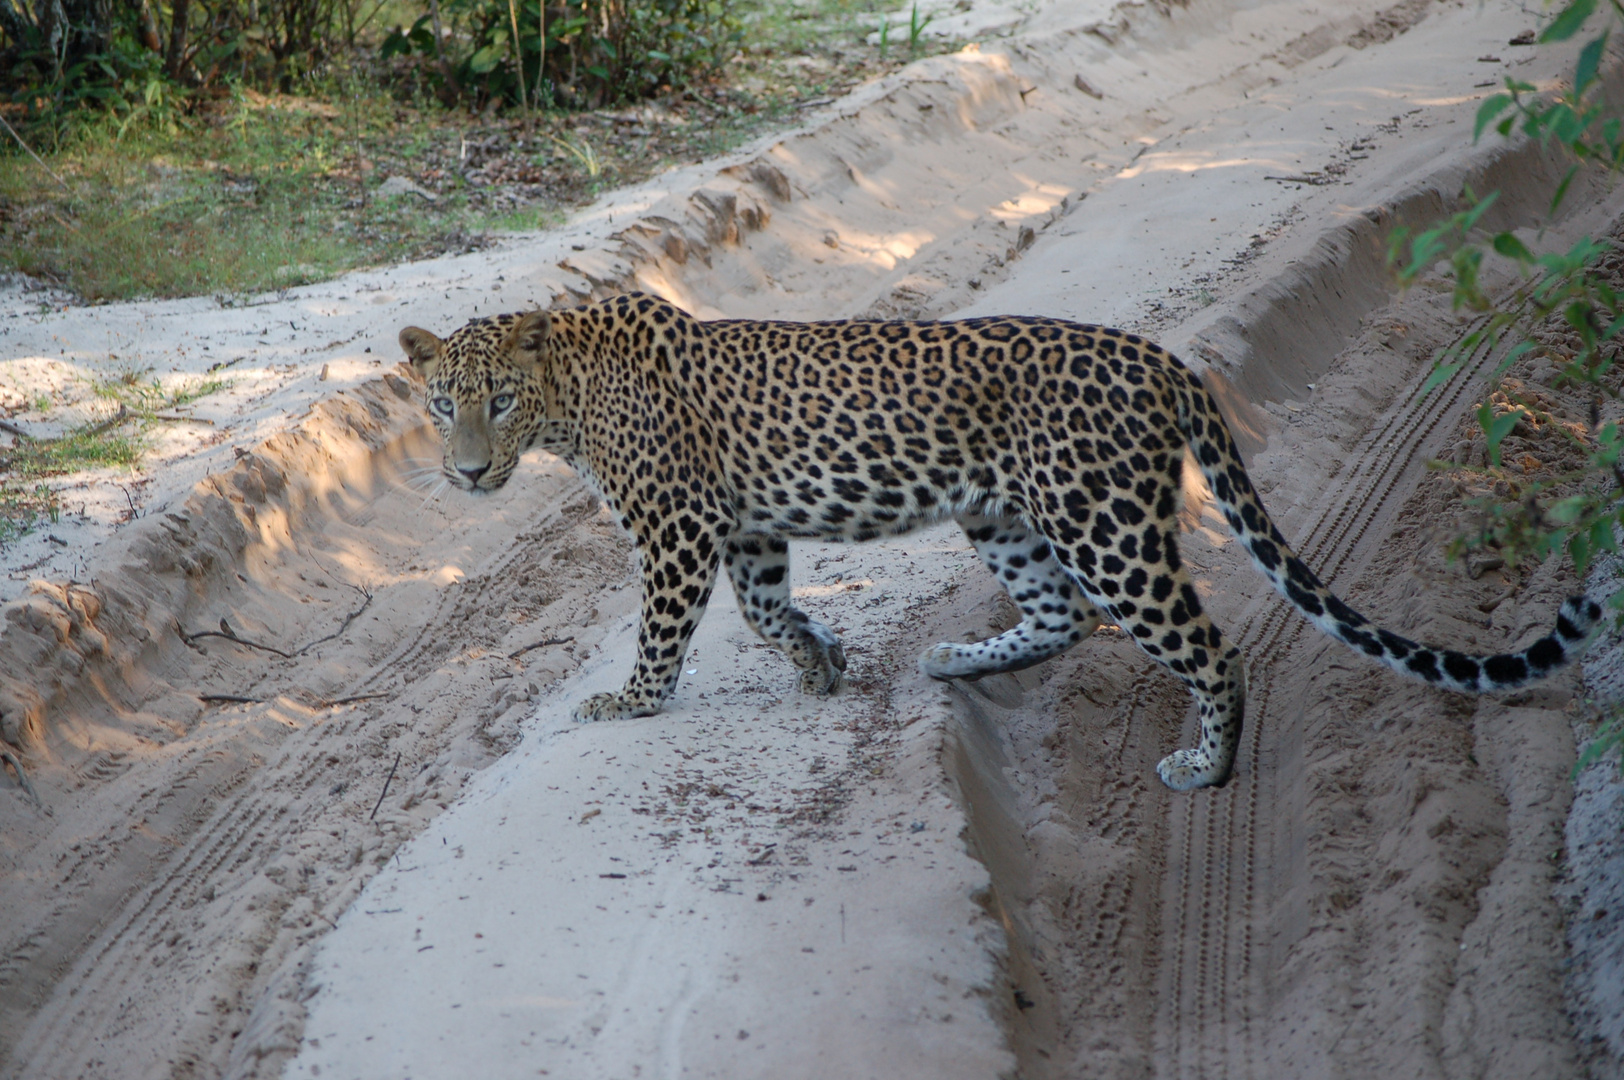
[1158,301,1523,1078]
[2,467,624,1079]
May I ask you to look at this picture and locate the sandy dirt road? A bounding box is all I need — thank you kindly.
[3,1,1623,1077]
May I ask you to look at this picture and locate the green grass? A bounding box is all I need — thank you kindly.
[0,2,961,303]
[91,369,233,416]
[4,427,145,477]
[0,374,231,544]
[0,484,59,545]
[0,86,488,300]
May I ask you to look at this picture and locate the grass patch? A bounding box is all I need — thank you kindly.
[0,1,963,302]
[0,483,60,545]
[0,373,231,544]
[91,369,234,416]
[4,426,146,478]
[0,422,140,545]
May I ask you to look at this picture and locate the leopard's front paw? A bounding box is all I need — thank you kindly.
[572,691,660,723]
[1155,748,1232,792]
[795,621,846,696]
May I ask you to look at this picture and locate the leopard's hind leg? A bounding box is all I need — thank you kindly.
[920,511,1104,680]
[723,533,846,695]
[1032,489,1248,792]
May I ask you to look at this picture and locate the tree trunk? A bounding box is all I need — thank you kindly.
[38,0,68,76]
[165,0,191,78]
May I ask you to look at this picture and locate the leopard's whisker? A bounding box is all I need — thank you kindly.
[418,478,450,510]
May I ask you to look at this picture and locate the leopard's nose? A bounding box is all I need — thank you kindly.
[458,464,490,484]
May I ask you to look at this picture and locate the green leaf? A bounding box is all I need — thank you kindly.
[1490,340,1537,379]
[1592,516,1617,556]
[1491,231,1533,261]
[1475,93,1513,140]
[1460,187,1500,229]
[1552,163,1580,213]
[1576,32,1608,94]
[1421,359,1463,394]
[1551,495,1589,525]
[1571,529,1592,575]
[1479,403,1523,468]
[1541,0,1597,43]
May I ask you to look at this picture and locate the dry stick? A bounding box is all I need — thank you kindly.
[1,749,43,809]
[295,588,374,656]
[81,404,131,439]
[0,111,72,195]
[325,692,390,707]
[0,418,30,438]
[182,590,372,661]
[184,618,295,658]
[198,693,262,704]
[371,751,402,820]
[508,634,573,660]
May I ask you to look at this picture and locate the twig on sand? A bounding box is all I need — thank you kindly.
[371,751,402,820]
[181,588,373,660]
[1,748,44,810]
[326,692,390,707]
[509,634,573,660]
[183,618,296,658]
[196,690,389,709]
[295,588,373,656]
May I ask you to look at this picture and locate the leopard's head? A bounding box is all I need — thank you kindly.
[398,310,564,493]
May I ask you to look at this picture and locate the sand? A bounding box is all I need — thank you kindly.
[2,1,1622,1077]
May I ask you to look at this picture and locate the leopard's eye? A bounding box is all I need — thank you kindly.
[430,396,455,418]
[490,393,515,416]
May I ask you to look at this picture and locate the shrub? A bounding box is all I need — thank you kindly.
[380,0,742,110]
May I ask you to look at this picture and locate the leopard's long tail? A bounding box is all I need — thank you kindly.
[1173,365,1601,692]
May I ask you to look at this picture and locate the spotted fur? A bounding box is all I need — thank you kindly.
[400,294,1600,792]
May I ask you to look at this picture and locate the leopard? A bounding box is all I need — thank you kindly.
[399,293,1600,792]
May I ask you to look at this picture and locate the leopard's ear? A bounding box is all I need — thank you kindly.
[399,326,444,379]
[508,310,551,369]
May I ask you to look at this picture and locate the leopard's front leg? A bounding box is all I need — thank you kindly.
[724,533,845,696]
[572,515,728,722]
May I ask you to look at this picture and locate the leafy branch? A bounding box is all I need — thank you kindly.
[1388,0,1624,769]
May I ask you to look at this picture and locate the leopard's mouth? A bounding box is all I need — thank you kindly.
[445,466,509,494]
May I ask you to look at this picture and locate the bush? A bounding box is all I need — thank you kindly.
[381,0,741,110]
[1389,0,1624,769]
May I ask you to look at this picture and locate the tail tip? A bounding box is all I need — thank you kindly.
[1561,595,1604,639]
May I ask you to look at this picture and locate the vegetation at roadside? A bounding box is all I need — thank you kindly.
[0,0,961,543]
[1389,0,1624,769]
[0,369,229,543]
[0,0,961,302]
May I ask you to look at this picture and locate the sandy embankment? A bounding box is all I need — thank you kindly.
[3,1,1622,1077]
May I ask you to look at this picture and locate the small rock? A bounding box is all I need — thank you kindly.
[377,175,438,203]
